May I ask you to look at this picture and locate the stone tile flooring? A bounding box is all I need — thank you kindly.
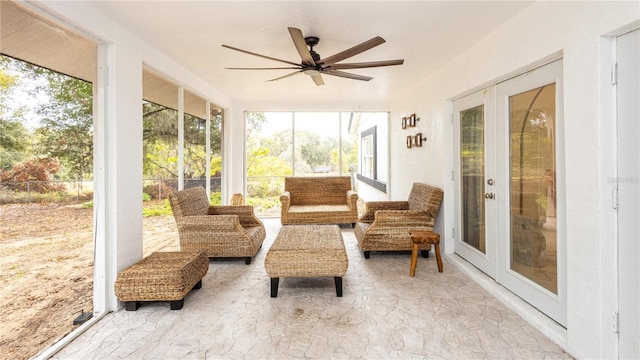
[52,219,572,359]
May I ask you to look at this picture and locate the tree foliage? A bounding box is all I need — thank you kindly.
[0,118,30,170]
[299,131,337,170]
[0,158,65,193]
[0,61,31,169]
[5,57,94,180]
[142,101,223,179]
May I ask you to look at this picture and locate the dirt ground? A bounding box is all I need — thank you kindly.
[0,202,178,360]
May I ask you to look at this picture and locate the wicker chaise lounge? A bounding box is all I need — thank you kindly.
[355,182,443,259]
[168,187,266,264]
[280,176,359,226]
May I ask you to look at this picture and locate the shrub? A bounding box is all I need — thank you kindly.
[209,191,221,205]
[142,199,173,217]
[142,182,175,200]
[0,158,66,193]
[247,196,281,217]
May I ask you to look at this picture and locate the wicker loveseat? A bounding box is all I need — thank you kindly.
[354,182,443,259]
[168,187,266,264]
[280,176,359,226]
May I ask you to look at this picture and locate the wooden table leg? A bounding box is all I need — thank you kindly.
[410,243,419,277]
[434,242,443,272]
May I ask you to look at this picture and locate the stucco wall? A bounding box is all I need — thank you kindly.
[388,1,639,358]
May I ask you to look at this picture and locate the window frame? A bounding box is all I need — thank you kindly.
[357,126,386,192]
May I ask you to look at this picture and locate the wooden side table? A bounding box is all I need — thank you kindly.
[409,230,443,276]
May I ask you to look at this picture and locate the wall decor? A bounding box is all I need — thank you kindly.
[408,113,419,127]
[414,133,427,147]
[406,135,413,148]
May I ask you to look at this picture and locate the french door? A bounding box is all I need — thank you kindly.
[453,60,566,326]
[453,88,497,277]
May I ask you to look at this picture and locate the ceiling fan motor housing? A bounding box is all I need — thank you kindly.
[304,36,319,47]
[304,36,322,63]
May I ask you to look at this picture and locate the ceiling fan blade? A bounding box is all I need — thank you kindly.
[266,70,303,82]
[311,74,325,86]
[323,69,373,81]
[319,36,386,66]
[288,27,315,66]
[329,59,404,70]
[222,44,300,66]
[225,67,300,70]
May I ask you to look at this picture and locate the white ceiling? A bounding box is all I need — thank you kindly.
[89,1,533,104]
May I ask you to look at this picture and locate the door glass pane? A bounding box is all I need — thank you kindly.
[460,105,485,253]
[509,84,557,294]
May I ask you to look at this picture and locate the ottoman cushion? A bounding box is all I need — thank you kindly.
[265,225,348,278]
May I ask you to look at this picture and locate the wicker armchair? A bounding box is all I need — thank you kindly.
[354,182,444,259]
[168,187,266,264]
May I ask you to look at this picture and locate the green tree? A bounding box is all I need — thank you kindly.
[7,58,94,181]
[340,135,358,172]
[143,102,178,178]
[0,118,30,170]
[245,112,268,165]
[142,101,224,179]
[33,71,93,181]
[0,62,31,169]
[299,131,337,170]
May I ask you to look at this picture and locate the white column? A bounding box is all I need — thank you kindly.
[178,86,184,190]
[206,100,211,199]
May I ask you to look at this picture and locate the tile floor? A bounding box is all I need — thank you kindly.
[52,219,572,359]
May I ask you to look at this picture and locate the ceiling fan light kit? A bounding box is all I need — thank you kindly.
[222,27,404,86]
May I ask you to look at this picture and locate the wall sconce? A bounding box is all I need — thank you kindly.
[413,133,427,147]
[406,135,413,148]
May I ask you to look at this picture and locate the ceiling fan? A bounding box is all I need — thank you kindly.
[222,27,404,86]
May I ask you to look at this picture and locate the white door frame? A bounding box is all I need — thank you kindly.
[616,28,640,360]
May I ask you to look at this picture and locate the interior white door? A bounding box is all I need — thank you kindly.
[495,59,566,326]
[453,88,497,277]
[616,28,640,360]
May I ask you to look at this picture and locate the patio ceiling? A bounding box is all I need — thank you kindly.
[0,1,215,119]
[2,1,534,106]
[0,0,96,83]
[87,1,533,104]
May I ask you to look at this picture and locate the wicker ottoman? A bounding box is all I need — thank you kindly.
[265,225,348,297]
[115,251,209,310]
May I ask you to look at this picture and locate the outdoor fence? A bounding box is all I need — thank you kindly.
[1,174,356,219]
[0,177,223,205]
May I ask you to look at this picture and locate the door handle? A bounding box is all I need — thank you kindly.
[484,192,495,200]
